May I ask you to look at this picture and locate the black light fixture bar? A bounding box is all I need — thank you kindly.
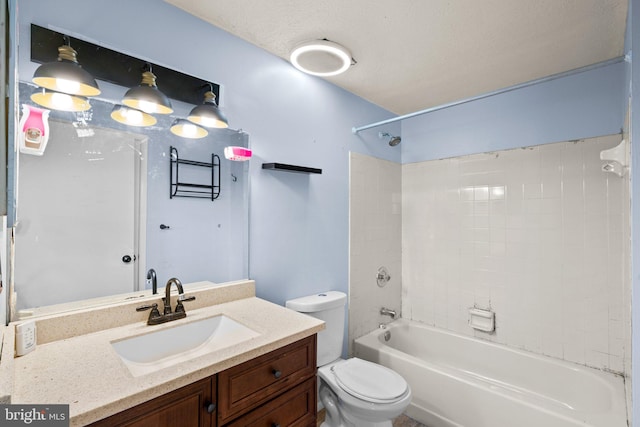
[30,24,220,107]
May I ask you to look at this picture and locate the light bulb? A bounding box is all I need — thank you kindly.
[137,100,157,114]
[54,78,81,94]
[51,92,73,109]
[181,123,198,137]
[125,109,143,125]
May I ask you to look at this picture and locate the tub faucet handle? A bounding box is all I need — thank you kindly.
[377,267,391,287]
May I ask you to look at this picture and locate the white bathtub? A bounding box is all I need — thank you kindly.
[354,318,627,427]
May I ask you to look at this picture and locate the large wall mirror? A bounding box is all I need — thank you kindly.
[10,83,250,318]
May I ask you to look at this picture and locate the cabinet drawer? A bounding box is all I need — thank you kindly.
[218,335,316,423]
[225,377,316,427]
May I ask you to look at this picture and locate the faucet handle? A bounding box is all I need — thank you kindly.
[136,303,158,312]
[136,303,163,324]
[174,295,196,314]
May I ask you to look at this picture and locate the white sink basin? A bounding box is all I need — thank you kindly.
[111,315,260,376]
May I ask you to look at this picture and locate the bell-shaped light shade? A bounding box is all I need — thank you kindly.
[110,105,157,127]
[31,88,90,112]
[122,71,173,115]
[170,119,208,139]
[32,45,101,97]
[187,91,228,128]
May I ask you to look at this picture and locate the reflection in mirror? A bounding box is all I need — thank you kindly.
[16,120,147,309]
[12,83,250,318]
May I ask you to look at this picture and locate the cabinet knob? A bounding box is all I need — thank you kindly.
[271,424,280,427]
[205,402,216,413]
[272,369,282,379]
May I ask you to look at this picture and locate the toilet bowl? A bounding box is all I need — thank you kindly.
[285,291,411,427]
[318,358,412,427]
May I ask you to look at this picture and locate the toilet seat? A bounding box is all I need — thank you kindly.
[330,358,408,404]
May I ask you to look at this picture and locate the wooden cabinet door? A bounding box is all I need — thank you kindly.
[88,377,216,427]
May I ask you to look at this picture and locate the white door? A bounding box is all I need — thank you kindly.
[15,120,145,310]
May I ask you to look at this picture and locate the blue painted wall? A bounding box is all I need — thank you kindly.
[401,61,627,163]
[13,0,401,313]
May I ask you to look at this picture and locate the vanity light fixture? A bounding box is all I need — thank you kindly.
[187,87,228,129]
[122,66,173,115]
[30,87,91,112]
[170,119,208,139]
[32,37,101,99]
[110,104,157,127]
[290,39,353,76]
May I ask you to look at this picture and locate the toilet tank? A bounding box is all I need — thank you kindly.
[285,291,347,366]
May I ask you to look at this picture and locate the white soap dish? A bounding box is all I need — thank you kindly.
[469,307,495,333]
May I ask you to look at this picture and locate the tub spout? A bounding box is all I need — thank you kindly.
[380,307,397,319]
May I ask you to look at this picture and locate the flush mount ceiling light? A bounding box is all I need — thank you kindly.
[122,67,173,115]
[170,119,208,139]
[110,104,157,127]
[187,89,229,129]
[290,39,353,77]
[30,87,91,112]
[32,38,101,99]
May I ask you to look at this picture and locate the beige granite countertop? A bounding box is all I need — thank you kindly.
[3,282,324,426]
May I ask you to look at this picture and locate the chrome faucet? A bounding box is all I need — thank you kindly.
[380,307,397,319]
[136,277,196,325]
[147,268,158,295]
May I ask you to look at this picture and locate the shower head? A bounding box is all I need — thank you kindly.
[378,132,401,147]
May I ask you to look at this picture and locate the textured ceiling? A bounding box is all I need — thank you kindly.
[165,0,628,115]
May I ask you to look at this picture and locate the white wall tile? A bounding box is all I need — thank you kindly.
[349,136,629,373]
[400,135,630,373]
[349,153,402,354]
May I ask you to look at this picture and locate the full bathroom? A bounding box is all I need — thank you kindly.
[0,1,638,427]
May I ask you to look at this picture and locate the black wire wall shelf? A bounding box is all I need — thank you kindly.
[170,146,221,201]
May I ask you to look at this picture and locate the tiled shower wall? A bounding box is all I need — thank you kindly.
[349,153,402,353]
[402,135,630,373]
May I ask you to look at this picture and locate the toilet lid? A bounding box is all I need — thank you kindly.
[331,358,408,403]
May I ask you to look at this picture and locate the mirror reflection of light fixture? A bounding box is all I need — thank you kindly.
[187,88,228,129]
[122,67,173,115]
[32,38,101,101]
[30,87,91,112]
[110,104,157,127]
[170,119,208,139]
[290,39,353,76]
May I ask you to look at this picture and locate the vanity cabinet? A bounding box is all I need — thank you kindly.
[87,335,317,427]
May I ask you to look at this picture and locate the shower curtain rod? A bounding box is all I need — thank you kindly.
[351,55,627,134]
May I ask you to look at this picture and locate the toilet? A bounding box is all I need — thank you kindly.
[286,291,411,427]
